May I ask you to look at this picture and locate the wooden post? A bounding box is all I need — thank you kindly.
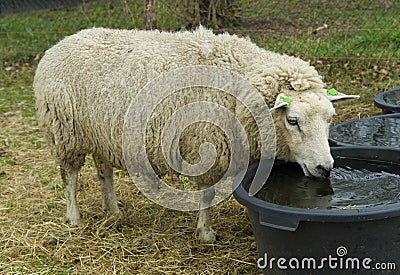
[144,0,157,30]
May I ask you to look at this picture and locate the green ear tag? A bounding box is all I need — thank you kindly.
[280,95,292,108]
[327,88,339,96]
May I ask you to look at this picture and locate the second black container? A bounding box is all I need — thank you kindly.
[329,113,400,148]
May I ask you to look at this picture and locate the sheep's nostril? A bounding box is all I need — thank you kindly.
[317,165,331,178]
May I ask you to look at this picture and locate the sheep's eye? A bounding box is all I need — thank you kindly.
[287,116,298,126]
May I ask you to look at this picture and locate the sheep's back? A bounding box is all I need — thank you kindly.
[33,28,264,174]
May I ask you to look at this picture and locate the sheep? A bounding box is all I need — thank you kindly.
[34,27,358,243]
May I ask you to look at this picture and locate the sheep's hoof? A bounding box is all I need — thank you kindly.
[66,217,82,227]
[109,209,123,220]
[196,227,217,243]
[103,200,123,215]
[114,209,123,216]
[103,205,122,217]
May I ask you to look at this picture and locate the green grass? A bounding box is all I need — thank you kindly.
[241,0,399,59]
[0,64,36,115]
[5,200,14,213]
[0,1,146,63]
[0,153,17,166]
[250,29,400,59]
[1,0,399,63]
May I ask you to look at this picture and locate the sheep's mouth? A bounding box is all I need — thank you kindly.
[301,164,327,179]
[301,164,313,177]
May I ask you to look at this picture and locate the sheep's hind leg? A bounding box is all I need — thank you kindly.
[93,154,120,215]
[60,160,84,226]
[196,184,217,243]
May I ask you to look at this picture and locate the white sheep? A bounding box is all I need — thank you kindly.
[34,27,358,243]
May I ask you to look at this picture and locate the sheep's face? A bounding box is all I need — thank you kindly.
[271,91,358,179]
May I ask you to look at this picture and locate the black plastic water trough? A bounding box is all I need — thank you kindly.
[233,147,400,274]
[329,113,400,148]
[374,87,400,114]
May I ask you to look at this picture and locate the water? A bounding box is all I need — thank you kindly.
[329,116,400,147]
[255,163,400,210]
[383,90,400,106]
[330,166,400,209]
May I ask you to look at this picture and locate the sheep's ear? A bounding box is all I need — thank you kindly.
[326,88,359,103]
[270,93,291,111]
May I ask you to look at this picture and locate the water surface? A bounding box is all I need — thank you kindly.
[383,91,400,106]
[255,163,400,210]
[329,116,400,147]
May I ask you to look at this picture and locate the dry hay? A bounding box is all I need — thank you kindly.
[0,114,259,274]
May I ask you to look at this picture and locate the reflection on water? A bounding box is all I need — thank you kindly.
[255,163,400,210]
[255,163,333,209]
[329,117,400,147]
[383,91,400,106]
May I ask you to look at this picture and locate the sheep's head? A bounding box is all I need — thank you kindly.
[270,90,359,178]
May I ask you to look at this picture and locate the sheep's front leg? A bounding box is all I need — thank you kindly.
[196,184,216,243]
[60,164,81,226]
[93,154,120,215]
